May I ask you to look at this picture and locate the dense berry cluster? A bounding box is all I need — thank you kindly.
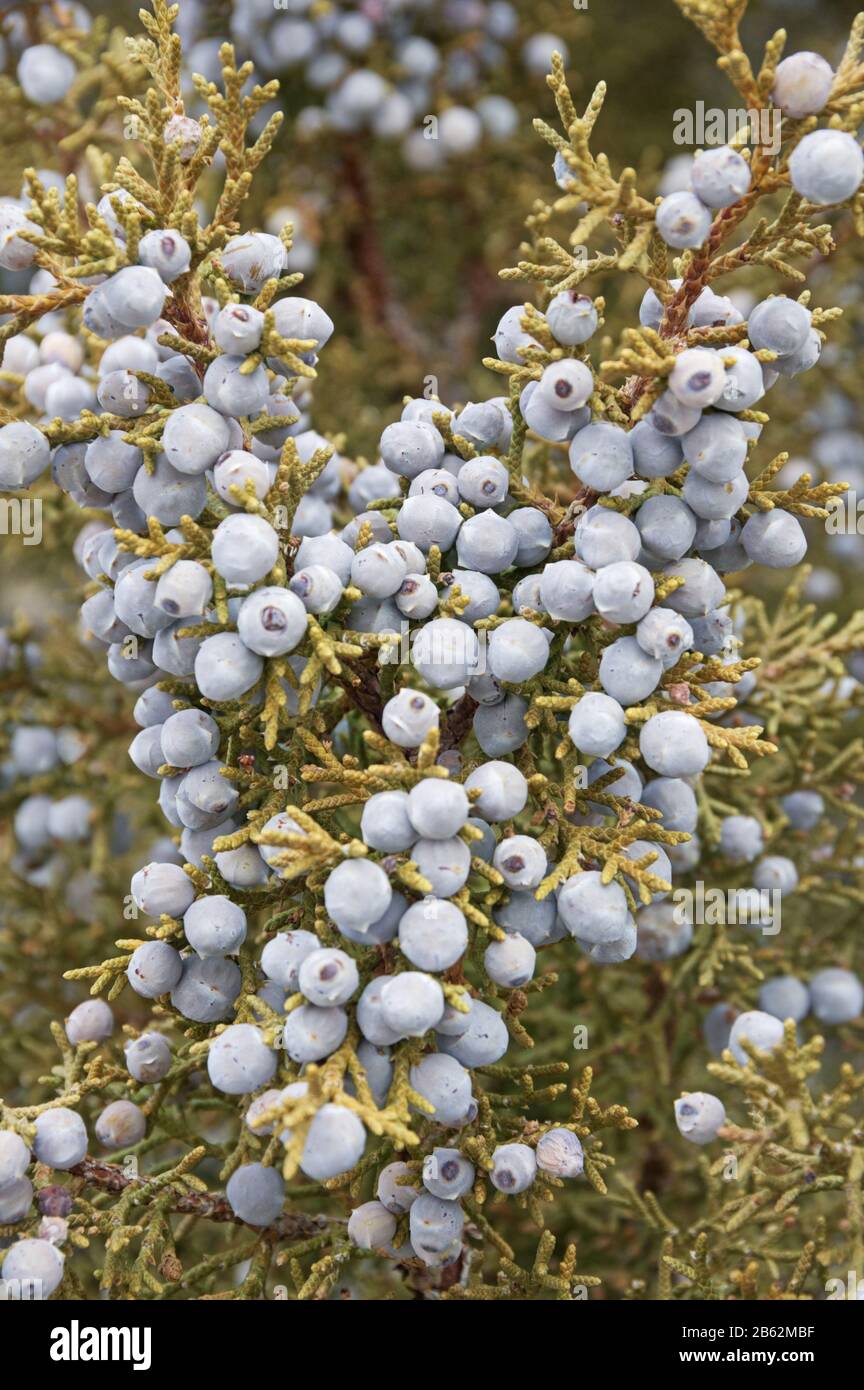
[655,51,864,254]
[0,0,863,1302]
[176,0,568,170]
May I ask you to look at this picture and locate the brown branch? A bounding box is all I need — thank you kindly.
[622,149,783,416]
[552,486,598,546]
[339,139,426,363]
[438,692,478,754]
[338,657,385,734]
[69,1156,330,1238]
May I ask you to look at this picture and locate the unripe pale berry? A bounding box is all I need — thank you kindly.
[1,1238,64,1298]
[546,290,599,345]
[669,347,726,408]
[690,146,751,208]
[348,1199,398,1250]
[492,834,547,889]
[95,1100,147,1150]
[65,998,113,1045]
[324,859,392,933]
[748,295,811,357]
[656,190,712,248]
[728,1009,785,1064]
[422,1147,475,1200]
[261,929,319,989]
[398,898,468,972]
[464,760,527,821]
[773,52,834,118]
[409,1192,464,1260]
[536,1127,585,1178]
[125,1032,172,1083]
[437,998,509,1066]
[226,1162,286,1228]
[569,421,633,491]
[0,1131,30,1188]
[33,1107,87,1170]
[409,1053,474,1128]
[379,971,445,1037]
[360,790,416,852]
[171,955,241,1023]
[382,688,440,748]
[592,560,655,623]
[568,691,627,758]
[639,710,710,777]
[184,895,248,958]
[674,1091,726,1144]
[127,941,183,998]
[487,617,550,682]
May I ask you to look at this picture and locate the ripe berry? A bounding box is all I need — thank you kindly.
[483,932,536,987]
[490,1142,536,1193]
[809,968,864,1024]
[437,998,509,1066]
[298,947,359,1006]
[226,1162,285,1227]
[300,1103,365,1181]
[237,587,308,657]
[569,420,633,491]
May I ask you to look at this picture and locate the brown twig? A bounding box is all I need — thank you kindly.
[438,691,478,754]
[69,1156,330,1238]
[338,656,385,734]
[339,139,426,363]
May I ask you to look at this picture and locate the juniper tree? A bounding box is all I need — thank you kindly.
[0,0,862,1303]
